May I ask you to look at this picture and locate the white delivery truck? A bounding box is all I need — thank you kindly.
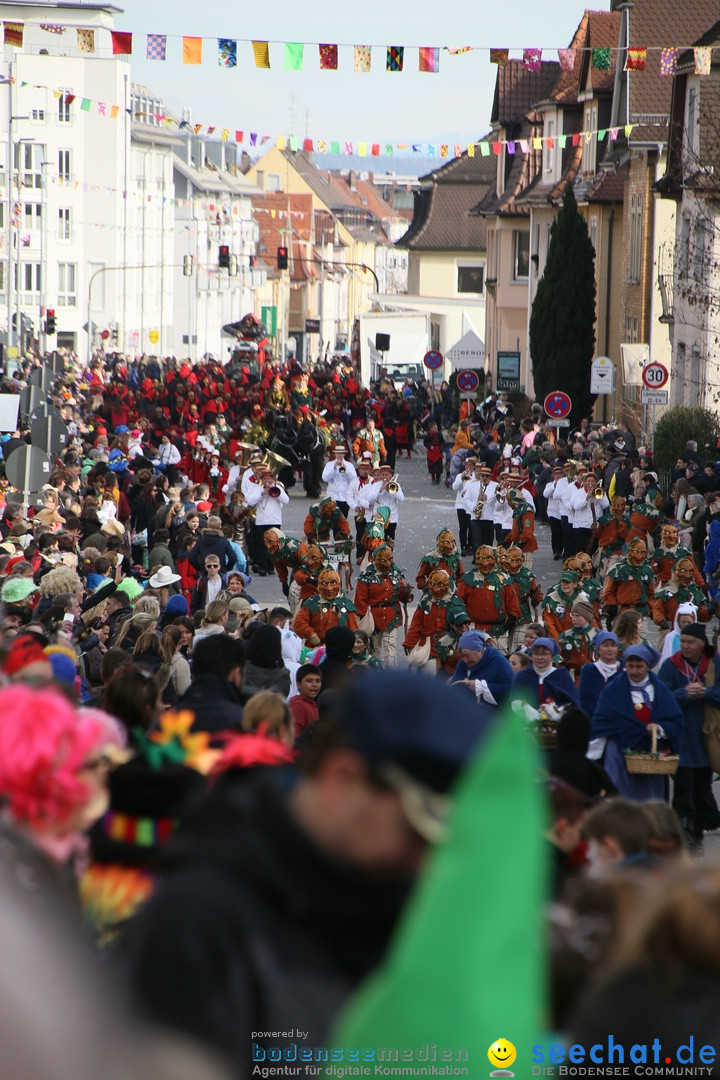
[359,311,431,388]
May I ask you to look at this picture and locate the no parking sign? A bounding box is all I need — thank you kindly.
[457,369,480,393]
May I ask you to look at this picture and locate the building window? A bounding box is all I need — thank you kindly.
[628,193,643,283]
[31,108,45,124]
[24,204,41,232]
[686,86,699,160]
[624,315,639,343]
[589,216,597,253]
[58,207,71,241]
[58,91,72,124]
[544,119,555,174]
[582,106,598,174]
[691,344,701,395]
[21,143,42,188]
[266,174,281,192]
[678,214,691,276]
[22,263,41,292]
[693,220,705,279]
[58,149,71,182]
[513,230,530,281]
[57,262,77,306]
[457,265,484,294]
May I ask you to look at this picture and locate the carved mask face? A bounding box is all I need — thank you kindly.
[496,547,510,571]
[662,525,679,549]
[374,546,394,575]
[305,546,326,574]
[264,530,280,554]
[320,500,337,519]
[611,497,626,515]
[437,530,456,557]
[674,559,694,587]
[428,570,450,600]
[628,540,647,566]
[575,553,592,576]
[317,569,341,600]
[506,547,524,573]
[475,546,496,574]
[564,558,582,577]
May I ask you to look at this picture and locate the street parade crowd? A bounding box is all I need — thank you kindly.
[4,343,720,1075]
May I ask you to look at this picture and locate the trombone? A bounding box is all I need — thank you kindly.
[593,485,605,500]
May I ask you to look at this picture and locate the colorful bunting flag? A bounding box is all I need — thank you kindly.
[557,48,576,72]
[289,136,299,151]
[217,39,237,67]
[625,123,634,137]
[490,48,509,67]
[317,139,327,153]
[480,142,490,156]
[625,47,646,71]
[387,46,404,72]
[558,133,567,148]
[319,44,338,70]
[419,47,439,73]
[146,33,166,61]
[660,47,678,76]
[354,45,371,72]
[371,143,380,156]
[439,145,448,158]
[110,105,119,119]
[76,28,95,54]
[345,142,353,155]
[519,139,529,153]
[183,37,202,65]
[98,102,106,117]
[80,98,91,112]
[467,143,475,157]
[111,31,132,55]
[221,128,229,141]
[507,140,516,154]
[193,123,202,135]
[284,43,304,71]
[385,144,394,155]
[64,93,76,107]
[235,130,243,142]
[3,22,23,48]
[694,47,712,76]
[447,46,472,55]
[252,41,270,68]
[609,127,619,140]
[533,136,542,149]
[493,141,502,155]
[276,136,286,150]
[453,143,462,157]
[358,142,367,157]
[523,48,542,72]
[331,141,340,154]
[39,23,64,34]
[591,47,611,70]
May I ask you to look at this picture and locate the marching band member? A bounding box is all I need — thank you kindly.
[568,471,609,557]
[543,465,566,560]
[347,452,375,562]
[451,456,476,555]
[321,443,357,518]
[244,469,290,577]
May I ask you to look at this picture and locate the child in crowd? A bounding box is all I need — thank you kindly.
[288,663,323,738]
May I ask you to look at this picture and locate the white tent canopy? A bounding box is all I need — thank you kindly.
[446,329,485,371]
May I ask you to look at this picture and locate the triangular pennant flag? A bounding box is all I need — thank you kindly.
[218,39,237,68]
[660,47,678,76]
[572,132,580,146]
[77,28,94,53]
[111,31,132,55]
[519,139,529,153]
[252,41,270,68]
[64,93,76,107]
[625,47,646,71]
[234,130,243,142]
[354,45,371,72]
[182,37,202,65]
[598,128,607,141]
[249,133,257,147]
[591,47,611,71]
[97,102,106,117]
[328,706,545,1080]
[490,48,509,67]
[39,23,64,34]
[557,48,576,72]
[319,44,338,70]
[523,48,541,71]
[624,123,634,137]
[439,145,448,158]
[609,127,619,141]
[192,124,202,135]
[3,22,23,48]
[419,47,439,73]
[386,46,404,72]
[694,47,712,76]
[284,43,304,71]
[146,34,166,60]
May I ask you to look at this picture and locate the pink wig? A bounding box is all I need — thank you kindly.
[0,686,102,829]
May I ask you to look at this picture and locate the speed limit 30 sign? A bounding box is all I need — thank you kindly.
[641,362,669,390]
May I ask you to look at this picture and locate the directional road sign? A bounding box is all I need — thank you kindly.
[424,350,444,371]
[456,369,480,393]
[544,390,572,420]
[641,362,669,390]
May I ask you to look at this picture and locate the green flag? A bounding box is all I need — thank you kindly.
[284,42,304,71]
[327,707,546,1077]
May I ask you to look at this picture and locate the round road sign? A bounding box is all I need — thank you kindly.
[641,362,669,390]
[544,390,572,419]
[423,350,444,371]
[456,369,480,393]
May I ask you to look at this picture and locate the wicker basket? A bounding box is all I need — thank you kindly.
[533,711,559,750]
[625,725,679,775]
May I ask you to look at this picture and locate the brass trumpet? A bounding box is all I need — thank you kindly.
[593,485,605,500]
[495,485,507,506]
[338,464,347,473]
[387,474,400,495]
[474,492,486,517]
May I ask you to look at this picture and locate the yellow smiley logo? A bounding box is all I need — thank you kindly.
[488,1039,517,1072]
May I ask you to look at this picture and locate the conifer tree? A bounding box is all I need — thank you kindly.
[529,182,596,422]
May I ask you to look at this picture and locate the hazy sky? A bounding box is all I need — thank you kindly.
[117,0,596,148]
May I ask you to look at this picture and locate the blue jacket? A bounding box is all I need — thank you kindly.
[592,670,684,753]
[704,520,720,593]
[449,647,514,707]
[510,666,580,709]
[577,660,624,719]
[658,654,720,768]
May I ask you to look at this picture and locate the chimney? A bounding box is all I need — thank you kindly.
[348,170,357,192]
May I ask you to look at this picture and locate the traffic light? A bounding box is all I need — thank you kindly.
[218,244,230,268]
[45,308,56,335]
[277,246,288,270]
[183,254,193,276]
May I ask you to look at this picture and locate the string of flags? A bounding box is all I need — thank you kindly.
[2,20,718,77]
[16,79,654,158]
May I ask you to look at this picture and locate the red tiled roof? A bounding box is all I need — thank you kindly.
[491,59,561,127]
[625,0,719,141]
[584,168,626,202]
